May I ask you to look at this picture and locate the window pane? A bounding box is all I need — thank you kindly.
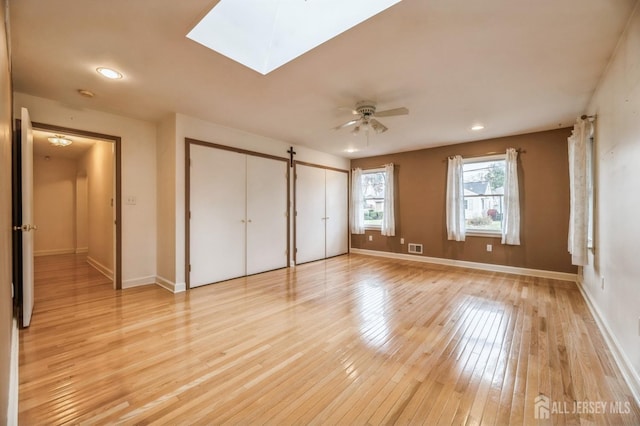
[463,159,505,233]
[361,171,386,227]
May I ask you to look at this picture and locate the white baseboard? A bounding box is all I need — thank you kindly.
[8,318,18,426]
[75,247,88,254]
[155,276,186,293]
[34,248,76,257]
[122,275,156,289]
[86,256,114,280]
[350,248,578,282]
[576,278,640,405]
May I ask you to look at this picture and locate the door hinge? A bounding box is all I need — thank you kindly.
[189,264,191,272]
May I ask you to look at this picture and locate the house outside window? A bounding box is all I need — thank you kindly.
[361,169,386,228]
[463,156,506,235]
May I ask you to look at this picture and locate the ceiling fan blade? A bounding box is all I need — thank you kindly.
[370,119,388,134]
[333,119,359,130]
[375,107,409,117]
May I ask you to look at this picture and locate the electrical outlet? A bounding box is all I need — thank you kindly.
[368,235,373,242]
[125,195,137,205]
[486,244,492,252]
[400,238,405,244]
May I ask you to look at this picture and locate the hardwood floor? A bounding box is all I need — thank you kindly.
[19,254,640,425]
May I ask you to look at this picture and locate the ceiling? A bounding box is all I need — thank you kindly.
[32,129,100,160]
[10,0,638,158]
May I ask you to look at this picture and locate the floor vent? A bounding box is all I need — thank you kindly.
[408,243,423,254]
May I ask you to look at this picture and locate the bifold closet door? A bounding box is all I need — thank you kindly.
[190,145,246,287]
[246,155,288,275]
[295,165,326,264]
[325,169,348,258]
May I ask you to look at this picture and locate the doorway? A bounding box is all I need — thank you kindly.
[13,119,122,325]
[32,122,122,288]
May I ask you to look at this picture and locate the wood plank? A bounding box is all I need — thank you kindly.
[18,253,640,424]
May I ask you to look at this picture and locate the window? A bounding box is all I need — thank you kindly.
[361,169,386,228]
[462,156,506,234]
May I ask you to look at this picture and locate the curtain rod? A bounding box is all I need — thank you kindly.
[352,163,394,171]
[447,148,526,160]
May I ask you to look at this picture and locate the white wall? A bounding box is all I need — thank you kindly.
[156,114,177,287]
[78,141,114,275]
[33,155,77,255]
[154,113,350,290]
[583,3,640,400]
[14,92,158,287]
[76,174,88,252]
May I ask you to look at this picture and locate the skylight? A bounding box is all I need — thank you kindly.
[187,0,403,75]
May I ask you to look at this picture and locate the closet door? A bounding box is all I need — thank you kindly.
[295,164,326,264]
[246,155,288,275]
[190,145,246,287]
[325,169,348,258]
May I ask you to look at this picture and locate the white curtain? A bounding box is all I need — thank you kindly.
[568,118,590,265]
[446,155,465,241]
[381,163,395,236]
[502,148,520,245]
[350,168,365,234]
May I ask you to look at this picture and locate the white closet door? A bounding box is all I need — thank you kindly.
[325,169,349,258]
[246,156,288,275]
[295,165,326,264]
[190,145,246,287]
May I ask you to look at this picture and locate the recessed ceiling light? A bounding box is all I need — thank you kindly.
[344,148,359,153]
[471,124,485,131]
[96,67,123,79]
[48,135,73,147]
[187,0,403,75]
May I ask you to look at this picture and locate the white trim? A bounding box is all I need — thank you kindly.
[155,276,186,293]
[8,318,18,426]
[462,153,506,163]
[576,277,640,405]
[86,256,114,280]
[350,248,577,282]
[34,248,76,257]
[75,247,88,254]
[122,275,156,289]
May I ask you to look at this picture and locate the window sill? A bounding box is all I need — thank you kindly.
[465,231,502,238]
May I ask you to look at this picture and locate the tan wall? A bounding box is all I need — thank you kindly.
[351,128,577,274]
[0,0,13,420]
[33,155,77,255]
[79,141,114,273]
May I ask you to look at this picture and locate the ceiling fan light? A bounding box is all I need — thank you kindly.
[48,135,73,147]
[351,125,360,135]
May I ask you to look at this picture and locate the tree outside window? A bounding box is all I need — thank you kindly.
[463,158,506,233]
[362,170,386,227]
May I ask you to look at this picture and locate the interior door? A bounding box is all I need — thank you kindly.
[190,145,246,287]
[21,107,35,327]
[295,164,326,264]
[325,169,349,258]
[246,155,288,275]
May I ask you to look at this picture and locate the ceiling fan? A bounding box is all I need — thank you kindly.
[334,100,409,135]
